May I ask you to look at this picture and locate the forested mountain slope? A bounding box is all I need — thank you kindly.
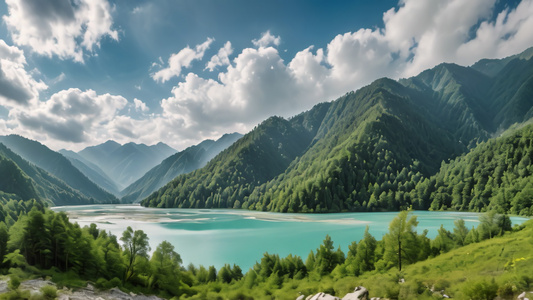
[121,133,242,203]
[412,122,533,215]
[59,149,121,196]
[0,135,117,203]
[0,143,108,205]
[143,103,331,209]
[143,47,533,214]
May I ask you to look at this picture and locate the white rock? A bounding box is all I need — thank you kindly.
[342,286,369,300]
[307,292,341,300]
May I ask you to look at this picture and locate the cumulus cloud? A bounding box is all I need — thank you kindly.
[5,0,533,152]
[152,38,214,82]
[3,0,118,62]
[146,0,533,149]
[252,31,281,48]
[206,41,233,71]
[12,88,127,143]
[133,98,149,112]
[0,40,47,106]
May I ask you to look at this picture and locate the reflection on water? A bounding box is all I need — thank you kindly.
[52,205,529,270]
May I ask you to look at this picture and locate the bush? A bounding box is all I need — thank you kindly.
[498,282,516,300]
[41,285,57,299]
[229,291,254,300]
[8,275,20,290]
[109,277,122,288]
[462,279,498,300]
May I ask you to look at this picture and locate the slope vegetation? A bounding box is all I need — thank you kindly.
[143,47,533,213]
[0,135,117,203]
[121,133,242,203]
[0,143,103,205]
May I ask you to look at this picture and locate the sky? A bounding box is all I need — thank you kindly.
[0,0,531,152]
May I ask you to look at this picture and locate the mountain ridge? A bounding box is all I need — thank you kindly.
[120,133,243,203]
[77,140,177,190]
[142,47,533,214]
[0,135,118,203]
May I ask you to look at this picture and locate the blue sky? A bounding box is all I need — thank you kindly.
[0,0,531,151]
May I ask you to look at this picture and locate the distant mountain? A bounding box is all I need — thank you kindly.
[0,143,108,205]
[59,149,120,196]
[142,47,533,214]
[121,133,242,203]
[0,135,118,203]
[77,141,177,190]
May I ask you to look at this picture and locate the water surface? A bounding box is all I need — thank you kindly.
[52,205,529,270]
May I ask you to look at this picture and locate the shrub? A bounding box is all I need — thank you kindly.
[462,279,498,300]
[41,285,57,299]
[8,275,20,290]
[498,282,516,300]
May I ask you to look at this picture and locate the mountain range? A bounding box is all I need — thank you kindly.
[0,133,241,206]
[0,135,118,204]
[73,140,177,191]
[1,48,533,212]
[141,47,533,216]
[0,142,106,205]
[121,133,242,203]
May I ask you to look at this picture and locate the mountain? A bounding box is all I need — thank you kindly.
[0,143,106,205]
[59,149,121,195]
[411,122,533,216]
[142,47,533,214]
[78,141,177,190]
[121,133,242,203]
[0,135,118,203]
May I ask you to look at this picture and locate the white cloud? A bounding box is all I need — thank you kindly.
[50,72,66,85]
[3,0,118,62]
[5,0,533,152]
[11,88,127,143]
[152,38,214,82]
[252,31,281,48]
[134,98,149,112]
[0,40,47,106]
[206,41,233,71]
[146,0,533,150]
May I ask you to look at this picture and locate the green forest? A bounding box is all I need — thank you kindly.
[142,48,533,215]
[0,192,529,299]
[1,47,533,299]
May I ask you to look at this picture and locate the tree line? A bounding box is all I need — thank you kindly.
[0,197,515,299]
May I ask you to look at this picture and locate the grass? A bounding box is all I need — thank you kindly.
[183,220,533,300]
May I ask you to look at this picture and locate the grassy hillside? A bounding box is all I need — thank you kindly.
[179,219,533,300]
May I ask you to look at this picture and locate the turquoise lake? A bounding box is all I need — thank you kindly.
[52,205,530,271]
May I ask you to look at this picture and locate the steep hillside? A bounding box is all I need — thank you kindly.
[59,149,120,196]
[0,143,102,205]
[412,122,533,215]
[0,135,118,203]
[78,141,176,189]
[245,79,462,212]
[0,146,39,201]
[121,133,242,203]
[142,103,331,208]
[143,47,533,213]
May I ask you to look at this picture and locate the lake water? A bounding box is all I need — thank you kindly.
[52,205,529,271]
